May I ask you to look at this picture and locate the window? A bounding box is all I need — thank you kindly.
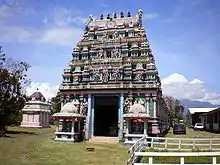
[131,122,144,134]
[125,32,128,37]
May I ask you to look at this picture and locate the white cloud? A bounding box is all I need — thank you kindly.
[162,73,220,105]
[26,82,59,100]
[143,13,159,20]
[50,7,87,27]
[40,27,83,46]
[0,26,83,46]
[0,4,85,46]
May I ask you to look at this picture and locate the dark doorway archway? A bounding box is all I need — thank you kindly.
[94,96,118,137]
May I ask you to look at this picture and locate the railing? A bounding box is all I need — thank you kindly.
[127,136,220,165]
[134,152,220,165]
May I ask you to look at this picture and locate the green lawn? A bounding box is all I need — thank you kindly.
[0,126,129,165]
[167,127,220,138]
[141,128,220,164]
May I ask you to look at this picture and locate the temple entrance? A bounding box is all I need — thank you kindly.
[94,96,118,137]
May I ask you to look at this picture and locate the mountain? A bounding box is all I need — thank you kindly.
[180,99,220,115]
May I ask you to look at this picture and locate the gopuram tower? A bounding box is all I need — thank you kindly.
[58,10,169,143]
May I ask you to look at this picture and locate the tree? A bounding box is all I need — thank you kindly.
[49,92,62,124]
[163,96,185,123]
[0,46,30,132]
[51,92,62,114]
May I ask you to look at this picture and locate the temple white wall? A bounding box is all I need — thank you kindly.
[20,102,50,128]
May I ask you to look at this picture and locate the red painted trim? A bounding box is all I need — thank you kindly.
[60,89,158,95]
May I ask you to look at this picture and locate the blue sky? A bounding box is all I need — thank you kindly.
[1,0,220,103]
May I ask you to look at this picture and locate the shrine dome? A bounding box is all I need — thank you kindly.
[53,101,85,118]
[123,103,149,118]
[128,103,147,114]
[29,91,46,102]
[60,102,78,114]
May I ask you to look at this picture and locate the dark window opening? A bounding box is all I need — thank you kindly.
[128,51,131,57]
[107,51,111,58]
[125,32,128,37]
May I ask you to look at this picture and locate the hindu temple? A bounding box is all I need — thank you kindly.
[55,9,169,143]
[20,90,51,128]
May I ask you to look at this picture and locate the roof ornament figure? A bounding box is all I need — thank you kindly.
[120,12,124,18]
[100,14,104,20]
[113,12,117,18]
[127,11,131,17]
[86,14,94,26]
[136,9,143,27]
[107,13,110,19]
[138,9,143,17]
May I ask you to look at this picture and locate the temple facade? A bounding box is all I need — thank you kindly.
[57,9,169,142]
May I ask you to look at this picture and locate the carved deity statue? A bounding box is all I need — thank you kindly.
[97,48,104,58]
[135,73,143,81]
[73,76,79,83]
[112,47,121,58]
[111,68,120,81]
[86,14,94,26]
[82,98,88,115]
[102,68,109,82]
[124,94,133,113]
[112,31,119,39]
[136,9,143,27]
[93,70,101,81]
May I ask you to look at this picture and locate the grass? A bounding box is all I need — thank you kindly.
[167,128,220,138]
[0,126,129,165]
[6,125,56,135]
[141,128,220,164]
[141,148,219,164]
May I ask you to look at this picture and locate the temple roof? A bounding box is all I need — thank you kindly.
[60,102,78,114]
[53,102,85,118]
[129,103,146,114]
[28,91,46,102]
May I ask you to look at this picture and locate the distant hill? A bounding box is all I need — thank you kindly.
[180,99,220,115]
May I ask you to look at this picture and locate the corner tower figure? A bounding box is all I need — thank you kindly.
[55,9,169,143]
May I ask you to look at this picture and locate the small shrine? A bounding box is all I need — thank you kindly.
[52,99,86,142]
[20,90,51,128]
[123,96,150,144]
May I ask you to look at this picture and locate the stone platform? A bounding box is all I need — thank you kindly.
[89,136,119,144]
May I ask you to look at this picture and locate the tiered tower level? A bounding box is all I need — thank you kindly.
[59,10,168,140]
[61,10,161,93]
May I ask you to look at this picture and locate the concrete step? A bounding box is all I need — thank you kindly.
[89,136,119,144]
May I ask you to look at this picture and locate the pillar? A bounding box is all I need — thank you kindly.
[91,95,95,136]
[119,93,124,140]
[146,99,149,115]
[153,97,157,118]
[71,119,75,141]
[85,94,91,140]
[78,119,80,132]
[145,94,150,115]
[126,120,129,134]
[71,119,75,133]
[144,120,148,135]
